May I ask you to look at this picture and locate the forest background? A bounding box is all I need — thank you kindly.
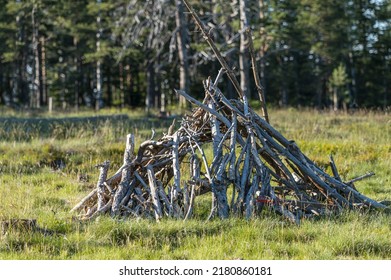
[0,0,390,112]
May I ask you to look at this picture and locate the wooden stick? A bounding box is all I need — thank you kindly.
[269,187,299,225]
[157,182,174,217]
[182,0,244,98]
[147,166,163,221]
[87,199,112,220]
[96,160,110,211]
[172,133,181,192]
[70,189,97,213]
[111,167,132,216]
[119,178,136,207]
[245,174,259,219]
[176,89,232,128]
[123,134,135,165]
[209,98,229,219]
[134,171,150,191]
[111,134,136,216]
[329,154,342,181]
[346,172,375,185]
[246,28,269,123]
[228,112,237,181]
[184,183,196,220]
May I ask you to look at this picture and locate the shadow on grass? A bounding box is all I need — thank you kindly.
[0,114,176,141]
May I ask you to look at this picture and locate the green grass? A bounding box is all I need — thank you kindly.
[0,108,390,259]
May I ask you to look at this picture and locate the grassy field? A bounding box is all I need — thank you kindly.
[0,107,390,260]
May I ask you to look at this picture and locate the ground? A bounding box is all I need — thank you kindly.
[0,107,390,259]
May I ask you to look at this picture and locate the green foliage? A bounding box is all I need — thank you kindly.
[329,64,349,88]
[0,0,389,110]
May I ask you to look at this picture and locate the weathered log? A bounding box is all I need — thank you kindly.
[172,133,181,193]
[147,166,163,221]
[111,167,132,216]
[96,160,110,211]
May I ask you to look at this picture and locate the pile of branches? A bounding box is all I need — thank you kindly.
[71,76,388,224]
[71,1,389,224]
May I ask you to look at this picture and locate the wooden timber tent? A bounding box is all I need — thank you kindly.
[71,0,389,224]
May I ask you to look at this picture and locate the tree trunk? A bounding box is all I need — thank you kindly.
[175,0,190,108]
[315,57,322,109]
[348,51,357,105]
[95,0,103,110]
[0,64,3,105]
[32,4,41,108]
[258,0,267,100]
[239,0,250,98]
[40,36,47,106]
[107,63,112,107]
[126,63,134,106]
[119,62,125,109]
[383,59,389,109]
[278,56,288,107]
[73,37,80,109]
[154,57,162,110]
[333,88,338,111]
[146,61,155,112]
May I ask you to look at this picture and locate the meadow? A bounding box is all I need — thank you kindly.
[0,107,390,260]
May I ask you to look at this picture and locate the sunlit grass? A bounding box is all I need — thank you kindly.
[0,108,390,259]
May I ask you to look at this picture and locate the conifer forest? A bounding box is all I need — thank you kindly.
[0,0,390,111]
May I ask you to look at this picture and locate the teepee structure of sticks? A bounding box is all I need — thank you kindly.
[71,1,389,224]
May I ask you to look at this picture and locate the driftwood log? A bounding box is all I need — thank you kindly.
[71,1,389,224]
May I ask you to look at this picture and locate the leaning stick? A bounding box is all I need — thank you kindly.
[96,160,110,211]
[111,134,135,216]
[70,189,97,213]
[228,112,237,181]
[147,166,163,221]
[245,174,259,219]
[329,154,342,181]
[184,183,196,220]
[105,134,134,187]
[246,28,269,123]
[346,172,375,185]
[172,133,181,191]
[182,0,244,99]
[87,199,113,220]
